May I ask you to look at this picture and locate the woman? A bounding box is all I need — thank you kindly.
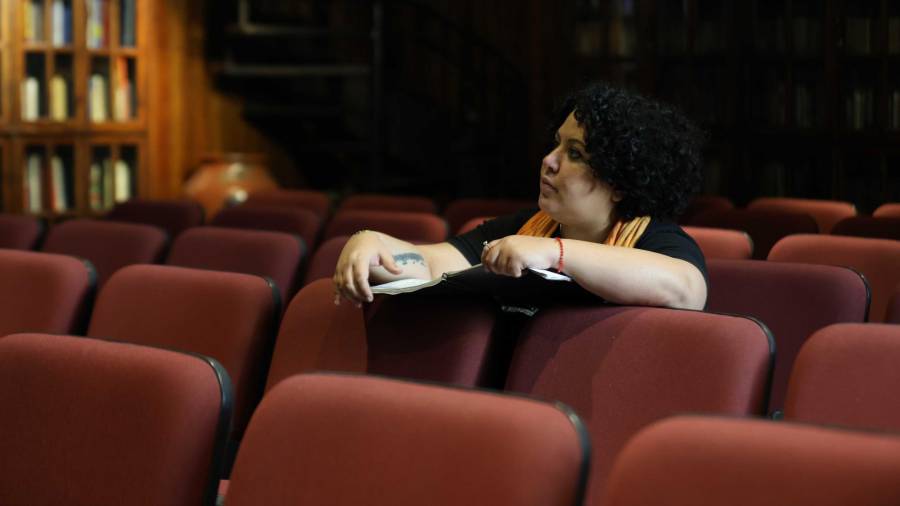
[334,82,708,310]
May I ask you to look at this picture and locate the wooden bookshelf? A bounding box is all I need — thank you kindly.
[568,0,900,212]
[1,0,145,217]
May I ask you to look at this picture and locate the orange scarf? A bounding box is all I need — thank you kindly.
[517,210,651,248]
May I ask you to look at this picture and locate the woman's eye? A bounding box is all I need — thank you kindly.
[568,149,582,160]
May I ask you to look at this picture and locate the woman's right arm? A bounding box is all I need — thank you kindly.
[333,230,471,305]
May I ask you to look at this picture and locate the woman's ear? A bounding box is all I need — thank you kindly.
[612,190,624,203]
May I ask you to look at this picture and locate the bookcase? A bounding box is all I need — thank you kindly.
[1,0,144,218]
[568,0,900,212]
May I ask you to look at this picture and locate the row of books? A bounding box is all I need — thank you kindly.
[22,153,134,213]
[24,0,74,45]
[21,66,134,121]
[87,0,136,48]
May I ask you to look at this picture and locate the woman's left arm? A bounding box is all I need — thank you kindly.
[481,236,707,310]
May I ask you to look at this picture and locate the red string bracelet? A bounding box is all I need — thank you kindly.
[554,237,565,272]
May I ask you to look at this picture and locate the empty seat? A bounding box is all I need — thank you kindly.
[0,249,95,336]
[226,373,589,506]
[504,305,773,504]
[324,209,448,243]
[678,194,734,224]
[42,219,168,287]
[443,198,533,235]
[106,198,205,238]
[265,278,500,391]
[339,193,438,214]
[456,216,492,235]
[888,288,900,324]
[0,213,44,249]
[748,197,856,233]
[688,208,818,259]
[769,234,900,322]
[244,189,331,220]
[167,226,304,301]
[604,415,900,506]
[88,265,278,437]
[682,226,753,259]
[873,202,900,218]
[706,259,869,411]
[785,323,900,432]
[0,333,231,506]
[211,205,322,251]
[831,216,900,241]
[302,235,348,286]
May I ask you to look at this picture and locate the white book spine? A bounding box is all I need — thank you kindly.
[49,75,68,120]
[26,154,43,213]
[51,155,67,211]
[22,77,40,120]
[52,0,65,46]
[89,74,108,122]
[89,162,103,210]
[113,159,131,202]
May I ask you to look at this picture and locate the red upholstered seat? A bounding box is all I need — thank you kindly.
[0,333,231,506]
[504,305,773,504]
[688,208,817,259]
[456,216,492,235]
[301,235,348,286]
[785,323,900,432]
[888,289,900,324]
[604,416,900,506]
[748,196,857,233]
[831,216,900,241]
[227,373,589,506]
[443,198,533,235]
[682,226,753,259]
[324,209,448,243]
[678,194,734,224]
[106,198,204,238]
[266,278,500,391]
[244,189,332,219]
[167,226,304,302]
[0,213,44,249]
[42,219,167,287]
[211,205,323,251]
[705,259,869,411]
[338,193,438,214]
[0,249,95,336]
[873,202,900,218]
[769,234,900,322]
[88,265,278,438]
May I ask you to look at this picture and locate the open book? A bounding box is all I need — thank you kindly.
[371,264,573,297]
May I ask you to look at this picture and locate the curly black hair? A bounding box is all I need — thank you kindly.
[550,83,706,220]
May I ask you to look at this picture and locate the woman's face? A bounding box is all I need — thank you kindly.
[538,111,619,225]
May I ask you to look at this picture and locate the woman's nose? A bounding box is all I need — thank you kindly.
[542,149,560,173]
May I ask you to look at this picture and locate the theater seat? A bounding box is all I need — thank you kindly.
[302,235,348,286]
[831,216,900,241]
[0,213,44,249]
[244,189,332,220]
[443,198,532,235]
[338,193,438,214]
[748,197,857,233]
[211,205,322,252]
[106,198,204,239]
[682,226,753,259]
[324,209,448,243]
[874,202,900,218]
[688,208,817,259]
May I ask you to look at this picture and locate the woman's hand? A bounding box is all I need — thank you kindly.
[481,235,559,277]
[333,231,403,305]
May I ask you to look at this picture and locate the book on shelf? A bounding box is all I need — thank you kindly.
[24,0,44,42]
[89,161,104,210]
[52,0,72,46]
[21,77,40,121]
[846,17,871,54]
[49,74,68,121]
[86,0,106,48]
[890,18,900,54]
[113,58,132,121]
[102,159,114,209]
[50,155,68,212]
[121,0,136,46]
[847,88,874,130]
[113,159,131,203]
[24,154,43,213]
[89,74,108,122]
[371,264,574,298]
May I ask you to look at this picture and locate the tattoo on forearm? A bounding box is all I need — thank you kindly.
[393,252,425,266]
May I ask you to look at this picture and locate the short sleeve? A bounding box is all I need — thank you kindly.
[447,207,539,265]
[634,221,709,284]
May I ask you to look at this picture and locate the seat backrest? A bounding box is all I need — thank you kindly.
[456,216,492,235]
[106,198,204,238]
[748,197,857,233]
[0,213,44,249]
[0,249,95,336]
[831,216,900,241]
[227,373,589,506]
[301,235,349,286]
[682,226,753,259]
[873,202,900,218]
[167,226,304,302]
[0,333,231,506]
[504,305,773,505]
[769,234,900,322]
[88,265,278,437]
[785,323,900,431]
[244,189,331,219]
[677,194,734,224]
[888,288,900,324]
[42,219,168,287]
[688,208,818,259]
[603,416,900,506]
[324,209,448,243]
[211,205,322,251]
[705,259,869,411]
[339,193,438,214]
[266,278,500,391]
[443,198,533,235]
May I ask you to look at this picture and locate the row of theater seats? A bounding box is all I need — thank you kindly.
[2,294,899,505]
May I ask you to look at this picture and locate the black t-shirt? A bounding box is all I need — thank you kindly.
[447,207,709,285]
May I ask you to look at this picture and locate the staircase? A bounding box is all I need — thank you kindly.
[211,0,529,199]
